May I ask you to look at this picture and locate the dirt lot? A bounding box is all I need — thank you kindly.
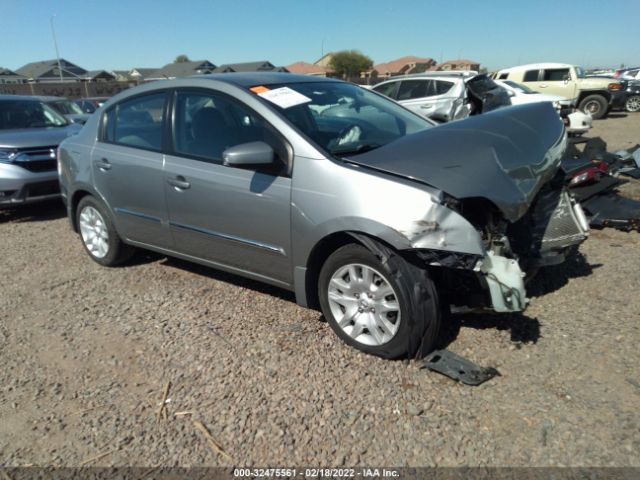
[1,113,639,468]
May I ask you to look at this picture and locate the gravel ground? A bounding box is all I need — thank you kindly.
[1,113,639,468]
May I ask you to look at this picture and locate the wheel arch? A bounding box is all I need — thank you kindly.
[577,90,611,104]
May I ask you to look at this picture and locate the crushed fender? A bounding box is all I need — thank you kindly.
[420,349,500,386]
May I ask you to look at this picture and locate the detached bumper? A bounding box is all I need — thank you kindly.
[0,163,60,207]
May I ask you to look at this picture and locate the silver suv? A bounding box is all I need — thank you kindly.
[1,95,81,207]
[58,73,589,359]
[371,72,511,122]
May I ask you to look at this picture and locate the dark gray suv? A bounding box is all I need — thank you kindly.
[0,95,81,207]
[58,73,589,359]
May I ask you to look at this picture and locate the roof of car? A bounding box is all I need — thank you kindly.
[497,63,573,72]
[191,72,340,87]
[0,94,53,102]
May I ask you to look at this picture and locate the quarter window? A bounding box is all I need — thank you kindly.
[543,68,570,81]
[103,92,165,150]
[434,80,454,95]
[523,70,539,82]
[173,91,287,169]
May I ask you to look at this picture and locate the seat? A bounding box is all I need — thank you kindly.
[188,107,238,160]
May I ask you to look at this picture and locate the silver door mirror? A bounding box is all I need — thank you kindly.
[223,141,274,167]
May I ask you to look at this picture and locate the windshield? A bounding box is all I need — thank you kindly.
[503,80,536,94]
[575,67,586,79]
[50,100,84,115]
[250,82,433,156]
[0,100,69,130]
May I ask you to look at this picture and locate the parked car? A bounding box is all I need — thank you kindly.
[624,80,640,112]
[76,97,109,114]
[58,73,589,359]
[494,80,592,135]
[612,67,640,81]
[371,71,511,122]
[492,63,626,119]
[38,96,91,124]
[0,95,81,206]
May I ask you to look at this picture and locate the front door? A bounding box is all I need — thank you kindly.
[163,89,292,285]
[92,91,172,247]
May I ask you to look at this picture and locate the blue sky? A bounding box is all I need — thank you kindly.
[2,0,638,72]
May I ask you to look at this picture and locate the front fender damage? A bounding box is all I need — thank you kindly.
[349,201,528,314]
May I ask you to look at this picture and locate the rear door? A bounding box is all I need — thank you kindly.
[538,67,575,99]
[163,88,293,285]
[91,91,173,247]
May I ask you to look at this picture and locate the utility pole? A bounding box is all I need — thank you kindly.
[50,15,64,82]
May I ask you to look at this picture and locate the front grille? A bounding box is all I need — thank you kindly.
[12,146,58,172]
[25,180,60,198]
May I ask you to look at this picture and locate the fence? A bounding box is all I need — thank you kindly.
[0,81,139,99]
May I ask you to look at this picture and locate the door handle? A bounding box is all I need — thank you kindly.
[95,158,111,171]
[167,176,191,190]
[539,84,548,88]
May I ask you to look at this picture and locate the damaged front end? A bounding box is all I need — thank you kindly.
[414,182,589,314]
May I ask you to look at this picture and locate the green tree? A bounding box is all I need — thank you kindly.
[328,50,373,80]
[174,54,191,63]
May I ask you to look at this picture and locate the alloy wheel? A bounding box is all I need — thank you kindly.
[79,206,109,259]
[327,263,401,346]
[626,95,640,113]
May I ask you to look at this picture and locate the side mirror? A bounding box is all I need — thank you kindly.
[223,141,274,168]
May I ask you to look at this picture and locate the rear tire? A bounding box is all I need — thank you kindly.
[625,95,640,113]
[318,242,441,359]
[76,196,134,266]
[578,95,608,119]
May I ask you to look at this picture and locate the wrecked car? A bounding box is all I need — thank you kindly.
[371,71,511,123]
[58,73,589,359]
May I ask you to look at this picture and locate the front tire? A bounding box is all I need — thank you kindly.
[625,95,640,113]
[76,196,133,266]
[318,242,441,359]
[578,95,608,119]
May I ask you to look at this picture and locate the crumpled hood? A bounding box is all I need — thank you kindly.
[0,124,82,149]
[346,102,566,222]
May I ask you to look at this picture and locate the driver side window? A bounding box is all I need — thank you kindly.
[172,90,289,171]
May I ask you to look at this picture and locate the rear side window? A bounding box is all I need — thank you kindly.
[103,92,165,150]
[498,73,508,80]
[523,70,539,82]
[543,68,570,81]
[372,81,399,99]
[434,80,454,95]
[397,80,432,100]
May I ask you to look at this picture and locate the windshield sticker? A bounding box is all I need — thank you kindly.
[258,87,312,109]
[250,86,270,94]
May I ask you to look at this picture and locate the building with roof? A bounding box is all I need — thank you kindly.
[437,59,480,71]
[147,60,217,80]
[81,70,116,82]
[364,56,437,81]
[0,68,27,84]
[314,53,335,68]
[213,61,288,73]
[286,61,334,77]
[16,58,88,82]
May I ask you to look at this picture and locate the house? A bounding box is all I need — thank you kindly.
[437,59,480,72]
[314,53,335,68]
[147,60,217,80]
[213,61,288,73]
[0,68,27,84]
[286,61,333,77]
[111,70,133,82]
[16,58,88,82]
[82,70,116,82]
[364,56,436,81]
[128,68,159,81]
